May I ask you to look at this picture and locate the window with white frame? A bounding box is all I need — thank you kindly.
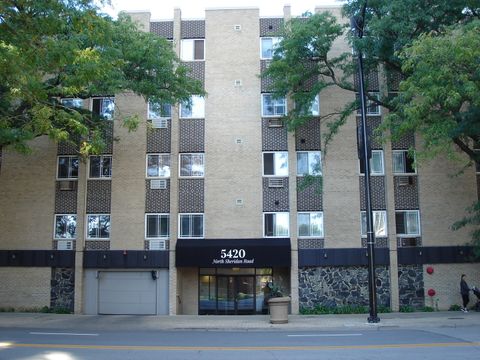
[179,213,204,238]
[92,97,115,120]
[54,215,77,239]
[264,212,289,237]
[87,214,110,239]
[61,98,83,109]
[148,101,171,119]
[356,92,380,115]
[180,153,204,177]
[262,94,286,117]
[392,150,416,174]
[180,39,205,61]
[359,150,384,175]
[361,211,387,237]
[57,156,79,179]
[146,154,171,178]
[297,151,322,176]
[296,95,320,116]
[89,155,112,179]
[180,95,205,118]
[298,212,324,238]
[145,214,170,239]
[263,152,288,176]
[261,37,281,59]
[395,210,420,236]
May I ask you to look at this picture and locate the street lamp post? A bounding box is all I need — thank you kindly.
[351,1,380,324]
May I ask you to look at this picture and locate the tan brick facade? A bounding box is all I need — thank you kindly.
[0,268,51,309]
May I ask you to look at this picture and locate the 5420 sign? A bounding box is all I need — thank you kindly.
[220,249,246,259]
[213,248,254,265]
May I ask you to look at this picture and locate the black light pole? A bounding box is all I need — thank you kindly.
[351,1,380,324]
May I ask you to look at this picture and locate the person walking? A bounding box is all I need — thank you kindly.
[460,274,470,313]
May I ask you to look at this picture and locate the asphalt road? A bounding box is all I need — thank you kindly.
[1,326,480,360]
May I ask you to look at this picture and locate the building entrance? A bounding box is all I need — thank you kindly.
[217,276,255,315]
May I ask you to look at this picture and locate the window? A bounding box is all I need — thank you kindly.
[297,151,321,176]
[264,212,289,237]
[61,98,83,109]
[180,153,204,177]
[146,154,171,178]
[298,212,324,238]
[148,101,171,119]
[89,155,112,179]
[179,214,204,238]
[392,150,416,174]
[54,215,77,239]
[356,92,380,116]
[359,150,384,175]
[361,211,387,237]
[87,214,110,239]
[296,95,320,116]
[396,210,420,236]
[261,37,281,59]
[92,97,115,120]
[263,152,288,176]
[57,156,79,179]
[262,94,286,117]
[145,214,169,239]
[180,96,205,118]
[181,39,205,61]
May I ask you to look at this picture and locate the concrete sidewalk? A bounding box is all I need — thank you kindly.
[0,311,479,332]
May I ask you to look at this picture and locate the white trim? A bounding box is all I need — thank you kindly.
[180,39,205,61]
[56,155,79,180]
[261,93,287,117]
[262,151,289,177]
[144,213,170,240]
[146,153,171,179]
[297,212,324,238]
[53,214,77,240]
[178,153,205,178]
[358,150,385,176]
[87,155,112,180]
[90,97,115,120]
[260,37,281,60]
[178,213,205,239]
[356,92,381,116]
[147,101,171,120]
[179,95,205,119]
[85,214,111,240]
[395,210,421,237]
[263,212,290,238]
[360,210,388,238]
[296,151,322,176]
[392,150,417,175]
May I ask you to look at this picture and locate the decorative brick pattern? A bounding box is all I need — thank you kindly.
[85,240,110,250]
[150,21,174,39]
[354,71,379,91]
[145,179,170,213]
[179,179,204,213]
[359,176,386,210]
[295,119,321,151]
[387,70,403,92]
[183,61,205,88]
[361,237,388,248]
[392,132,415,150]
[52,240,77,250]
[54,182,78,214]
[262,119,288,151]
[86,180,112,213]
[260,18,283,37]
[179,119,205,153]
[397,237,422,247]
[298,238,325,249]
[398,264,424,308]
[393,176,419,210]
[146,125,171,153]
[357,116,383,149]
[297,177,323,211]
[299,266,391,310]
[50,268,74,312]
[57,141,79,155]
[263,177,289,212]
[102,121,114,154]
[261,60,274,92]
[181,20,205,38]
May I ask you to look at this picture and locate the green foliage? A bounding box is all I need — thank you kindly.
[0,0,204,155]
[422,306,434,312]
[399,305,415,313]
[0,306,72,314]
[452,201,480,258]
[0,307,15,312]
[449,304,461,311]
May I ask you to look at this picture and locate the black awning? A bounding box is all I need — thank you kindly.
[176,238,291,268]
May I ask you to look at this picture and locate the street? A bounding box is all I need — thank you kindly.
[1,326,480,360]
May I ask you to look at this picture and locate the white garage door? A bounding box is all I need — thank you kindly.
[98,271,157,315]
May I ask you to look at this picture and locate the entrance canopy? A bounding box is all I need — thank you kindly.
[176,238,291,268]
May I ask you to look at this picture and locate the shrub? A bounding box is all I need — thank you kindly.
[422,306,434,312]
[449,304,461,311]
[399,305,415,313]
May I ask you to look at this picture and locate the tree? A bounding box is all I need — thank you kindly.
[0,0,204,155]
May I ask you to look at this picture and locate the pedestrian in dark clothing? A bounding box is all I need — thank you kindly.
[460,274,470,312]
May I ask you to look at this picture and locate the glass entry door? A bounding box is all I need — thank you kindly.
[217,276,255,315]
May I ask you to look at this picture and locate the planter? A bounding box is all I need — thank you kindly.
[268,296,290,324]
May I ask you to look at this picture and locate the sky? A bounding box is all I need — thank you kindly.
[102,0,345,20]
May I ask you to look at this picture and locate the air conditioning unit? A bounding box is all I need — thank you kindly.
[150,179,167,190]
[268,118,283,128]
[149,239,167,250]
[268,178,284,188]
[58,180,76,191]
[400,237,418,247]
[152,118,169,129]
[234,24,242,31]
[398,176,413,186]
[57,240,73,250]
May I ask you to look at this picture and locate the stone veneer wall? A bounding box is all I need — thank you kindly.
[398,264,424,308]
[299,266,390,310]
[50,268,75,312]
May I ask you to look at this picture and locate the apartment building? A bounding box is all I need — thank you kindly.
[0,5,478,316]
